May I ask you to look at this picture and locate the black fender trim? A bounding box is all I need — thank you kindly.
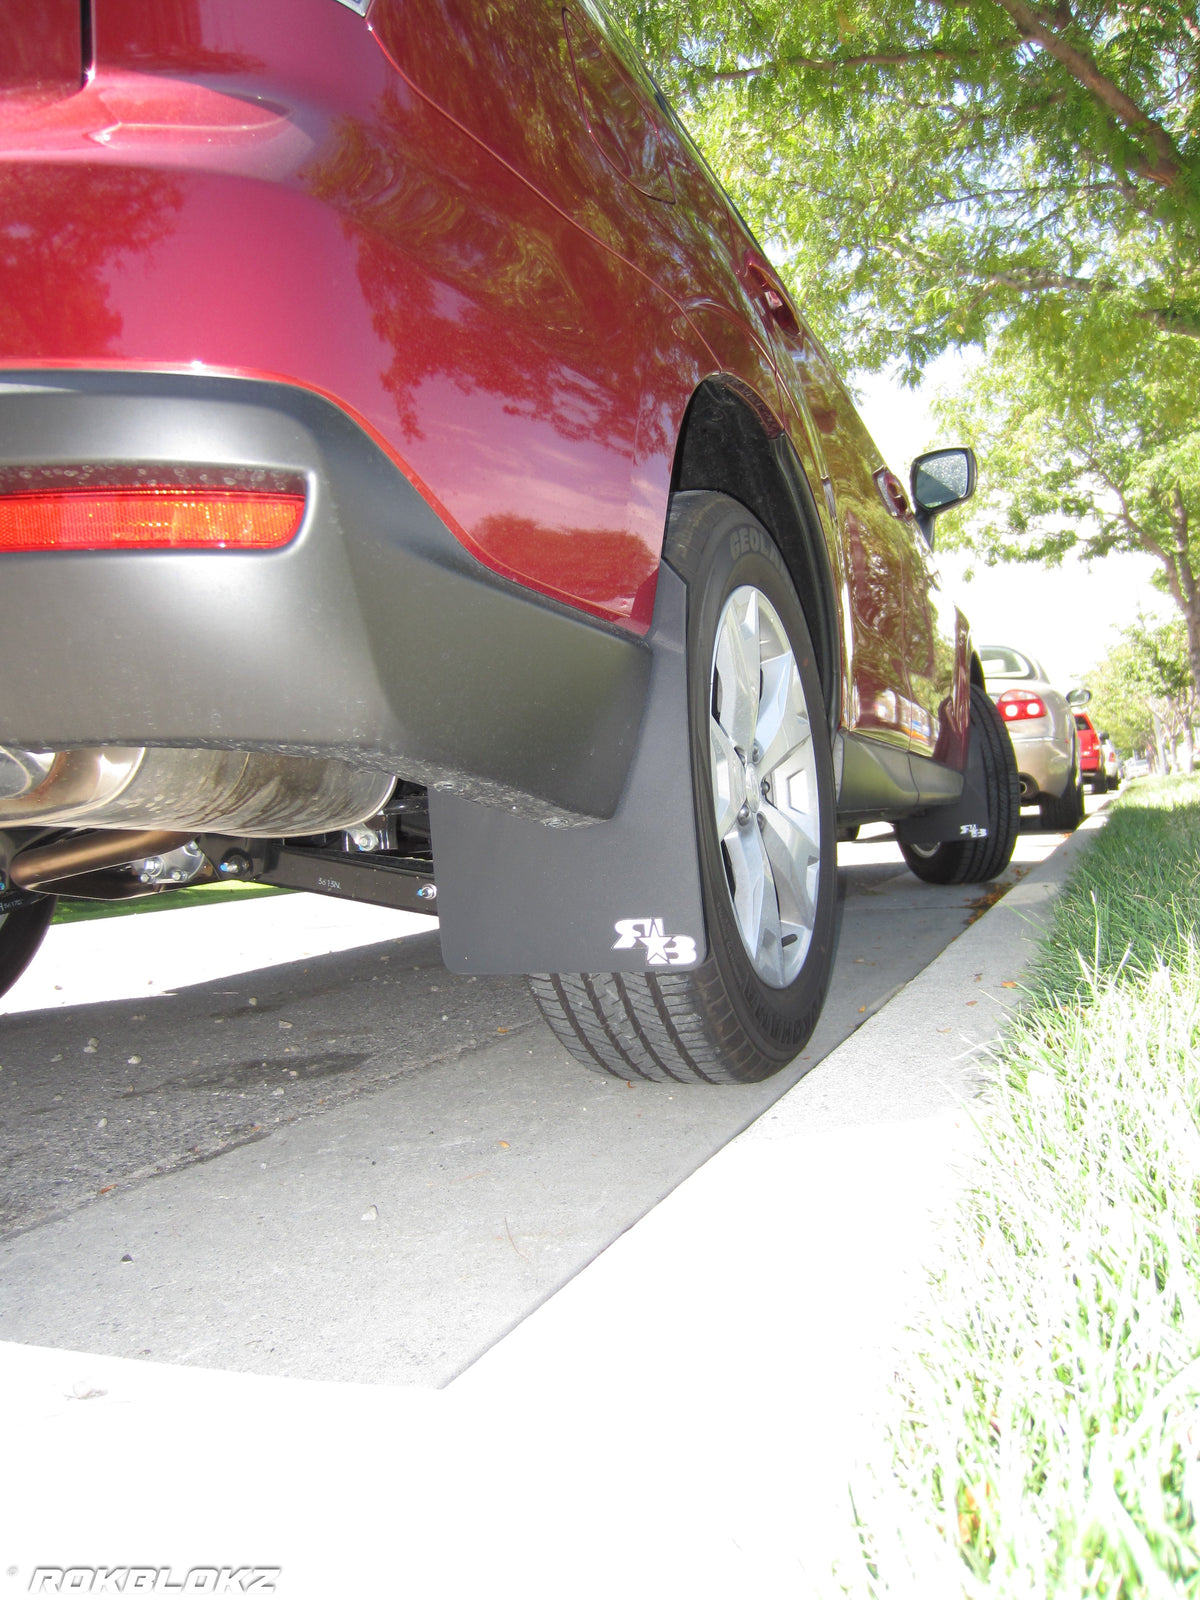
[673,380,842,735]
[430,564,708,975]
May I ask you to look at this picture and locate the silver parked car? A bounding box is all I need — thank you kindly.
[979,645,1085,830]
[1102,736,1122,788]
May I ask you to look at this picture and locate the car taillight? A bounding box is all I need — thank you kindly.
[997,690,1047,720]
[0,486,305,553]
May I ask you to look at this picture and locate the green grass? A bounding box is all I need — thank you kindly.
[52,880,292,925]
[843,775,1200,1599]
[1031,777,1200,1003]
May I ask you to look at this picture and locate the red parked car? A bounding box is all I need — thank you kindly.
[1074,711,1107,794]
[0,0,1017,1082]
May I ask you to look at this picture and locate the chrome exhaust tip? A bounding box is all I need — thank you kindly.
[0,745,394,836]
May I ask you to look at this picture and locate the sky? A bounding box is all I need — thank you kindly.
[852,359,1173,693]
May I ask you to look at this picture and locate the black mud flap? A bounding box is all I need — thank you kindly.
[894,719,991,848]
[429,566,708,975]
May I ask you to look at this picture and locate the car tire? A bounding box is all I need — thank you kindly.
[1090,773,1108,795]
[899,684,1019,885]
[0,894,56,999]
[1039,764,1084,832]
[529,493,837,1084]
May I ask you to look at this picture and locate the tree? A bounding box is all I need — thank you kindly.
[614,1,1199,376]
[1087,641,1155,756]
[1088,615,1196,771]
[612,1,1200,652]
[933,316,1200,687]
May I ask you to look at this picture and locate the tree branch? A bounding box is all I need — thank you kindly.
[1107,479,1184,604]
[879,241,1200,340]
[989,0,1184,187]
[978,266,1101,294]
[697,39,1022,84]
[1131,304,1200,340]
[1173,484,1197,608]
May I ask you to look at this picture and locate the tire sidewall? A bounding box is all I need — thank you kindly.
[672,499,838,1061]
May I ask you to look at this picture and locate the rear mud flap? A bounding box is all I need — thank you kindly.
[893,719,991,848]
[430,566,708,975]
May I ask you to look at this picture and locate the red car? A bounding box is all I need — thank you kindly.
[0,0,1017,1083]
[1074,711,1107,794]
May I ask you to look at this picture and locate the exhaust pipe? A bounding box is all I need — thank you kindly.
[0,746,394,835]
[9,830,192,890]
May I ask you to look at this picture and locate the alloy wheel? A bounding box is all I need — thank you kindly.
[708,584,821,988]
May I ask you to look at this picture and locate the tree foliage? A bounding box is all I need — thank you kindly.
[611,0,1200,662]
[932,316,1200,680]
[1088,641,1154,753]
[1089,614,1196,766]
[614,0,1200,375]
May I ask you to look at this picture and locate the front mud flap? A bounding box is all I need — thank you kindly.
[894,719,991,848]
[429,566,708,975]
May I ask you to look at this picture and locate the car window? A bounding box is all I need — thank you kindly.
[979,646,1033,679]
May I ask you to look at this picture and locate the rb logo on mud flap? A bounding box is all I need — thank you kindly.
[612,918,698,967]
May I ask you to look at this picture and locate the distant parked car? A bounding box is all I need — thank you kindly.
[1074,711,1107,793]
[1101,736,1122,788]
[1125,756,1152,779]
[979,645,1084,830]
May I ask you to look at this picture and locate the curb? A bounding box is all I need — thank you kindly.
[456,801,1116,1393]
[748,800,1113,1138]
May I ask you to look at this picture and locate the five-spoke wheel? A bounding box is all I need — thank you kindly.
[529,493,837,1084]
[708,585,822,989]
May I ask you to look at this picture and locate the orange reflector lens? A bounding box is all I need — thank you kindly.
[0,487,305,552]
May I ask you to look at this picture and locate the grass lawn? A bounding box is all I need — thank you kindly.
[52,880,292,925]
[847,775,1200,1598]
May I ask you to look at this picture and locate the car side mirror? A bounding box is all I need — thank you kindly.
[910,447,976,549]
[1066,687,1092,707]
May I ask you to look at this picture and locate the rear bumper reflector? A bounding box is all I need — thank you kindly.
[0,487,305,552]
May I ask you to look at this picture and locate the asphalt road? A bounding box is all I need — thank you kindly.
[0,810,1088,1385]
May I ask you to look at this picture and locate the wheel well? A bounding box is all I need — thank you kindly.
[969,651,986,690]
[671,379,841,730]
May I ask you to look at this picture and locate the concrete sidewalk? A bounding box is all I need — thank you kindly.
[0,815,1105,1599]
